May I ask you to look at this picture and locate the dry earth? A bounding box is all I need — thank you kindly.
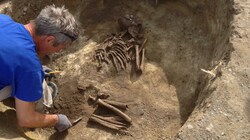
[0,0,249,140]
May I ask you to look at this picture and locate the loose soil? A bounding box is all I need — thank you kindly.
[0,0,249,140]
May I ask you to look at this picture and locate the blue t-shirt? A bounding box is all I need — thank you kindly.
[0,14,43,102]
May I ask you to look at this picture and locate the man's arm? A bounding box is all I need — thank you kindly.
[15,97,58,128]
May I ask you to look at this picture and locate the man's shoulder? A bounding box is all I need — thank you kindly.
[0,14,14,27]
[17,52,42,72]
[0,14,13,21]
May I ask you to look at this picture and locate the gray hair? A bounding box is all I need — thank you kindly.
[35,5,79,46]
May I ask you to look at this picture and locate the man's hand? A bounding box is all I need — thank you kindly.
[55,114,72,132]
[42,66,56,81]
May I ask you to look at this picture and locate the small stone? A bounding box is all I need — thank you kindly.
[187,124,193,129]
[206,123,214,132]
[221,132,225,136]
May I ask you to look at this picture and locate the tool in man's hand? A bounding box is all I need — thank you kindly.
[46,71,62,81]
[43,66,61,81]
[71,117,82,127]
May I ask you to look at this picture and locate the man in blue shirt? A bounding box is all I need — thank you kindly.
[0,5,79,132]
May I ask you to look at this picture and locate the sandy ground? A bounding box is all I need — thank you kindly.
[0,0,249,139]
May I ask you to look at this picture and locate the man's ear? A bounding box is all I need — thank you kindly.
[45,36,56,46]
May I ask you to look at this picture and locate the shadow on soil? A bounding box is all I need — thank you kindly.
[49,131,68,140]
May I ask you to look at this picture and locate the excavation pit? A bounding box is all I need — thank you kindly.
[0,0,233,139]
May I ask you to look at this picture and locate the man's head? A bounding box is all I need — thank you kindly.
[33,5,79,56]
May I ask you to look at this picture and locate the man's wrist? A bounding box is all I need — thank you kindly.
[53,114,59,126]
